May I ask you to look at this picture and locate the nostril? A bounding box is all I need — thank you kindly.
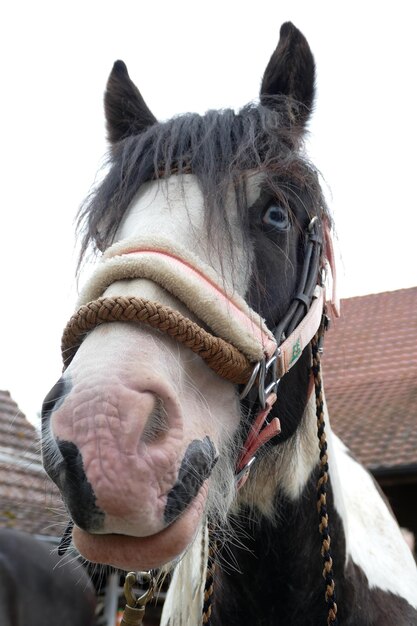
[141,397,169,444]
[42,375,72,420]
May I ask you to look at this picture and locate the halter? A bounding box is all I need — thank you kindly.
[235,216,330,486]
[60,213,339,625]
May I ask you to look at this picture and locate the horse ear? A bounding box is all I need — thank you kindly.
[260,22,315,127]
[104,60,157,144]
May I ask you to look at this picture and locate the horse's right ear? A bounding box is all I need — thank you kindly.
[104,60,157,144]
[260,22,315,128]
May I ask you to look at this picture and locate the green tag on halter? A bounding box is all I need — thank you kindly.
[289,339,302,365]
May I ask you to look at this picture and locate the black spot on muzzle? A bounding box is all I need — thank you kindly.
[50,440,104,532]
[164,436,218,524]
[41,376,104,532]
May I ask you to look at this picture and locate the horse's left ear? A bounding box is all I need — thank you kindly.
[104,60,157,144]
[260,22,315,128]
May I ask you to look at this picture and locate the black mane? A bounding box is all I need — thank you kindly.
[77,99,324,266]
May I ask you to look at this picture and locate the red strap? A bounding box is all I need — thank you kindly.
[236,393,281,489]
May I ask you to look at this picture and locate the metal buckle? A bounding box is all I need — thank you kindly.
[239,361,261,400]
[308,215,319,232]
[239,349,280,409]
[235,456,256,485]
[318,313,330,354]
[258,349,280,410]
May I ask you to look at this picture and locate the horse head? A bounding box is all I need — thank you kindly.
[42,22,327,572]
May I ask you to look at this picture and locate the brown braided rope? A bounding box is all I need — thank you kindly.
[61,296,253,385]
[202,526,218,625]
[312,334,338,625]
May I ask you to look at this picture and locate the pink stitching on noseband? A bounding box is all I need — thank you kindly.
[123,247,278,359]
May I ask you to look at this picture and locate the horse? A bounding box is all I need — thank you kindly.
[0,528,96,626]
[41,22,417,625]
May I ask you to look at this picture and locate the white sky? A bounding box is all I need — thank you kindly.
[1,1,416,422]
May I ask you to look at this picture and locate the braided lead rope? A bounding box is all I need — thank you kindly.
[312,335,338,625]
[202,526,218,625]
[61,296,253,384]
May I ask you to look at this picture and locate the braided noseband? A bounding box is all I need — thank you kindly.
[62,296,253,384]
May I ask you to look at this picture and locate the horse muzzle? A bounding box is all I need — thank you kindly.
[41,335,218,558]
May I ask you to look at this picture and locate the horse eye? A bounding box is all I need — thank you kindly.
[262,204,290,230]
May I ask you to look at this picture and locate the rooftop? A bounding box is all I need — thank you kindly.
[0,390,63,537]
[323,287,417,474]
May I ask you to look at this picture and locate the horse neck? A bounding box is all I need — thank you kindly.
[240,388,326,513]
[211,391,345,625]
[161,390,345,626]
[161,374,417,626]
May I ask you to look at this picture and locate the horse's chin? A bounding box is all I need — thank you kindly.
[72,486,208,571]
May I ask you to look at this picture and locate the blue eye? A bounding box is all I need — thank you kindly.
[263,204,290,230]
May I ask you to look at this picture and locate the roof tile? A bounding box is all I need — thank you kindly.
[0,390,63,537]
[323,287,417,472]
